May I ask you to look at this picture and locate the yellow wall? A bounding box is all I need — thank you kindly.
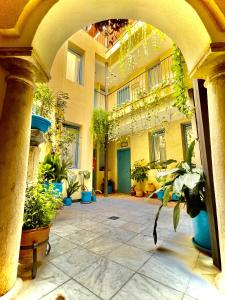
[47,31,105,198]
[106,117,191,192]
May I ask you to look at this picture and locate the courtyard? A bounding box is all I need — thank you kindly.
[17,196,223,300]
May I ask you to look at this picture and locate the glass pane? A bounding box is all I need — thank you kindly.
[66,50,82,84]
[152,130,166,162]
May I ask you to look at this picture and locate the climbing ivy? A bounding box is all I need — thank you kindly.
[172,44,193,118]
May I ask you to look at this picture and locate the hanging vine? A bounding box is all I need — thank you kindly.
[172,44,193,118]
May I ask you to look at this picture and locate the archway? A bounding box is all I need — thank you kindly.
[1,0,225,297]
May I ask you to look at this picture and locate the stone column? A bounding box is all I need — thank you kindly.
[205,69,225,293]
[0,58,35,296]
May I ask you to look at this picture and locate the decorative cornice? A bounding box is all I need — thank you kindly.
[0,47,33,56]
[0,47,50,82]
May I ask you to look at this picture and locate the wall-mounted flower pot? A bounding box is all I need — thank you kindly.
[63,197,72,206]
[81,191,92,204]
[192,210,211,255]
[31,114,51,133]
[91,195,97,202]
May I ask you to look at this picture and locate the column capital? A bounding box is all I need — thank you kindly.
[204,64,225,88]
[0,47,50,84]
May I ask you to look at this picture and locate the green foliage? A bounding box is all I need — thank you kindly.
[33,83,55,120]
[23,182,62,230]
[152,140,206,244]
[131,160,150,183]
[79,170,91,191]
[66,175,80,198]
[91,108,110,145]
[39,153,69,183]
[172,44,193,118]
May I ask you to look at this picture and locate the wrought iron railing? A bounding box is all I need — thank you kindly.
[108,55,174,108]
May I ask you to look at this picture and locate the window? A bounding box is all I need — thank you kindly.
[148,63,162,90]
[63,124,80,169]
[66,49,83,84]
[151,129,166,162]
[117,85,130,105]
[182,123,193,158]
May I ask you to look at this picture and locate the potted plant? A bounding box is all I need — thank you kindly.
[64,175,80,206]
[101,179,114,194]
[38,152,69,193]
[152,140,211,253]
[131,160,150,197]
[91,190,97,202]
[19,182,62,278]
[32,83,55,133]
[79,170,91,203]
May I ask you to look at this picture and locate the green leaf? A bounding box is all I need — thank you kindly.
[173,201,181,231]
[185,139,195,166]
[153,204,163,245]
[163,186,172,206]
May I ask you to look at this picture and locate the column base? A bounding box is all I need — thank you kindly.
[0,279,23,300]
[215,273,225,295]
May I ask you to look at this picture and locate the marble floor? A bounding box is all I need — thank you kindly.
[17,196,224,300]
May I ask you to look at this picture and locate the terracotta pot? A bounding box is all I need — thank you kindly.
[135,190,143,197]
[19,226,50,278]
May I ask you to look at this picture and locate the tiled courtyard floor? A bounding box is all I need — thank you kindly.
[18,195,224,300]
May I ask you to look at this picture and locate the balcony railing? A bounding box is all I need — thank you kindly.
[108,55,174,109]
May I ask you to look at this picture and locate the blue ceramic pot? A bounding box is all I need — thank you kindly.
[81,191,92,203]
[108,185,113,194]
[192,210,211,254]
[172,193,180,201]
[31,114,51,133]
[157,190,164,200]
[63,197,72,206]
[91,195,97,202]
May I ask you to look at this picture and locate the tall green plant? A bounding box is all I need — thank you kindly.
[172,44,193,118]
[33,83,55,119]
[91,108,110,145]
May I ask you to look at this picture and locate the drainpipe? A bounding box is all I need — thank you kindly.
[104,62,109,197]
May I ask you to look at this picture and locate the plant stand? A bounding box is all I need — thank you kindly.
[20,239,51,279]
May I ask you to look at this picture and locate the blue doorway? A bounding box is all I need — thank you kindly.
[117,148,131,193]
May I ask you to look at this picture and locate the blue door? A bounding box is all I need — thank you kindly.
[117,148,131,193]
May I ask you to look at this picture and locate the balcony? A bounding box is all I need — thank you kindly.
[109,55,174,119]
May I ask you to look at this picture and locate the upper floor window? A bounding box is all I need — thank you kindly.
[63,124,80,169]
[117,85,130,105]
[151,129,166,163]
[181,123,193,159]
[66,49,83,84]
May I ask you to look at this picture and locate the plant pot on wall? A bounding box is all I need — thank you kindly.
[192,210,211,254]
[31,114,51,133]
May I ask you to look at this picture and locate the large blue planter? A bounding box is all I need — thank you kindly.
[81,191,92,204]
[192,210,211,254]
[31,114,51,133]
[63,197,72,206]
